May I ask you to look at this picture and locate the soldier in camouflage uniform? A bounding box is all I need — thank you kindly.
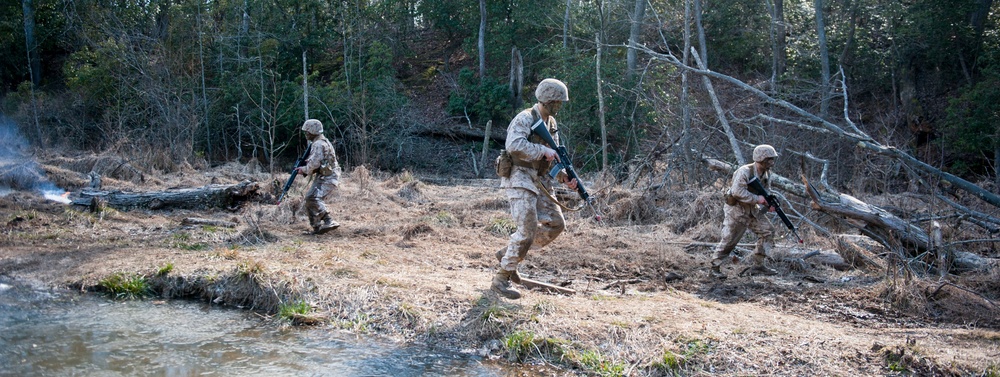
[296,119,342,235]
[491,78,579,300]
[710,144,781,279]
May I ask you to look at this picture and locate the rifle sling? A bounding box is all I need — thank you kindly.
[531,176,584,212]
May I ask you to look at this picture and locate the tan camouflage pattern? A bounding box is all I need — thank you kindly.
[713,163,775,265]
[535,78,569,102]
[500,104,564,194]
[302,119,324,135]
[498,103,567,272]
[500,187,565,271]
[302,135,341,227]
[752,144,778,162]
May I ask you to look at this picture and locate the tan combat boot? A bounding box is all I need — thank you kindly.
[314,215,340,235]
[709,258,727,280]
[749,255,777,276]
[491,269,522,299]
[494,248,521,284]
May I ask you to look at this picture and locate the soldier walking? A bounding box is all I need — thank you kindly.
[491,79,579,299]
[711,144,781,279]
[296,119,342,235]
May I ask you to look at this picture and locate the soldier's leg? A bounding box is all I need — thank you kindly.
[501,188,538,271]
[747,213,776,274]
[532,193,566,252]
[304,183,322,231]
[493,188,536,299]
[313,177,340,233]
[710,206,748,278]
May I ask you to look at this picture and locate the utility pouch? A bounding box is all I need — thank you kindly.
[724,189,738,206]
[320,158,336,176]
[496,149,513,178]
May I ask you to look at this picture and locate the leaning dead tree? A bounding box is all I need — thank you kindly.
[72,180,262,211]
[704,157,929,250]
[631,43,1000,210]
[637,42,1000,266]
[702,156,1000,274]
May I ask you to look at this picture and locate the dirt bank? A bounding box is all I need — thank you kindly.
[2,159,999,376]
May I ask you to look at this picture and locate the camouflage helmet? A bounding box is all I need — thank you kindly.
[535,78,569,103]
[301,119,324,135]
[752,144,779,162]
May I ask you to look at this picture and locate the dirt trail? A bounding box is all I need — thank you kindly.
[1,161,998,376]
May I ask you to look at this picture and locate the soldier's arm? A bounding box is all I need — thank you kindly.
[302,142,324,175]
[506,112,551,162]
[729,167,762,204]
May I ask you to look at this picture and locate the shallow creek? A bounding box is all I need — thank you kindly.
[0,278,534,376]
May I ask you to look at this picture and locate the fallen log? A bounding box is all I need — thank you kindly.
[778,247,851,271]
[182,217,238,228]
[803,177,930,255]
[72,180,261,211]
[519,277,576,295]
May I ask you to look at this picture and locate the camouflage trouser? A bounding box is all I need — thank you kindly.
[712,204,775,266]
[305,174,339,228]
[500,187,565,271]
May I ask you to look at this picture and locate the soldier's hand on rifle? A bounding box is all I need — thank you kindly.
[295,167,306,176]
[756,195,767,205]
[564,177,578,190]
[541,147,557,162]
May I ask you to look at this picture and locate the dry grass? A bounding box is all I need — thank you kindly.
[2,157,999,376]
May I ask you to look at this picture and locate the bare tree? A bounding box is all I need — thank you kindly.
[21,0,42,144]
[765,0,787,88]
[478,0,486,79]
[596,33,608,171]
[509,47,523,108]
[21,0,39,87]
[303,50,309,120]
[563,0,571,48]
[626,0,647,80]
[815,0,831,117]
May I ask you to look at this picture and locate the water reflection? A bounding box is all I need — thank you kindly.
[0,280,515,376]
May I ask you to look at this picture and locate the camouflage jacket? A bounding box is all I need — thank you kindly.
[728,162,771,212]
[501,105,567,194]
[303,135,340,179]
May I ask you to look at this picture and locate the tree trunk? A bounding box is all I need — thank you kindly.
[303,50,309,120]
[563,0,571,48]
[22,0,39,87]
[815,0,831,118]
[694,0,708,68]
[478,0,486,79]
[509,47,523,108]
[597,33,608,171]
[692,49,745,165]
[626,0,647,80]
[804,176,930,255]
[679,0,693,183]
[73,181,263,211]
[774,0,786,79]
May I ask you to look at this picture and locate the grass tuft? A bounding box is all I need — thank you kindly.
[98,273,152,300]
[487,217,517,237]
[156,262,174,276]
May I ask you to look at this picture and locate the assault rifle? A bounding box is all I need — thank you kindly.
[530,118,601,220]
[747,176,803,243]
[276,144,312,205]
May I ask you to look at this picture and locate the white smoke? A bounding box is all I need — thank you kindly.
[0,115,72,204]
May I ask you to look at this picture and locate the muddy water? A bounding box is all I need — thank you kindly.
[0,280,521,376]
